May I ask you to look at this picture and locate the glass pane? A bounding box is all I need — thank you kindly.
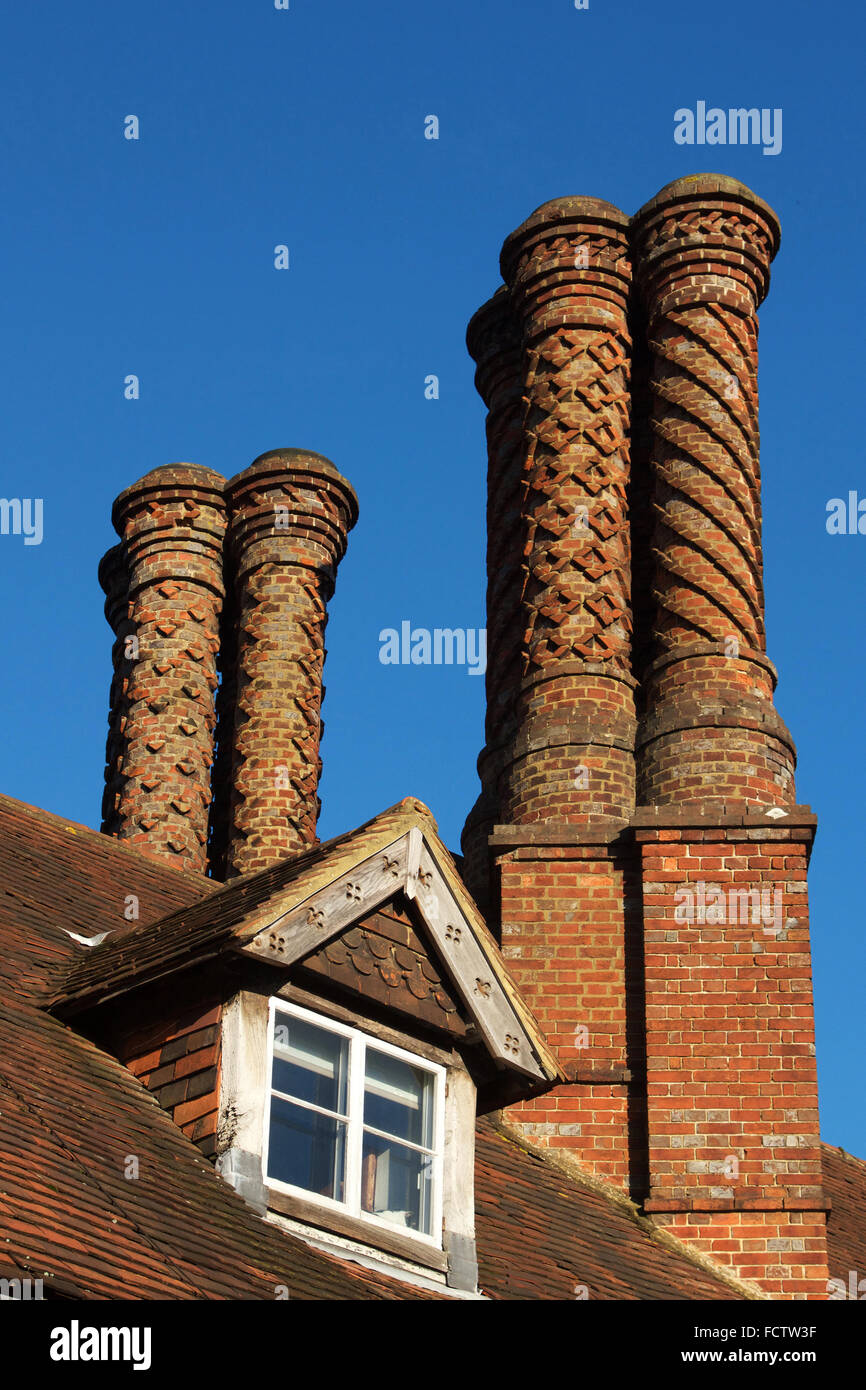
[267,1095,346,1202]
[361,1132,434,1235]
[364,1048,434,1148]
[272,1012,348,1115]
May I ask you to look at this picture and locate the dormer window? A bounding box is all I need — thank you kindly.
[263,1000,445,1244]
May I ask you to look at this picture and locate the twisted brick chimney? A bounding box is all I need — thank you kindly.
[466,178,829,1298]
[214,449,357,878]
[631,175,795,808]
[100,465,227,871]
[629,178,824,1298]
[100,449,357,880]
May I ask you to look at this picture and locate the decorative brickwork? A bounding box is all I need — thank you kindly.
[631,175,795,810]
[461,289,525,911]
[104,465,227,871]
[467,178,829,1297]
[220,449,357,877]
[98,542,133,836]
[498,197,637,827]
[464,199,641,1199]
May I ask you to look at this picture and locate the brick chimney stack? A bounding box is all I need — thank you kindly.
[462,198,642,1193]
[629,177,826,1297]
[99,542,132,836]
[466,180,829,1297]
[462,199,637,908]
[496,197,637,827]
[217,449,358,878]
[460,287,525,910]
[631,175,795,809]
[101,465,227,871]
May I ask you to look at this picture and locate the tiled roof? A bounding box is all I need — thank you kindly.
[51,800,435,1011]
[474,1118,745,1301]
[0,793,215,1003]
[3,788,864,1302]
[0,993,436,1300]
[823,1143,866,1291]
[50,800,560,1087]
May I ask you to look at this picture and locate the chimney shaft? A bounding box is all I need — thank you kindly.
[220,449,357,877]
[99,542,133,836]
[631,176,795,808]
[467,197,637,836]
[460,289,525,907]
[107,465,227,870]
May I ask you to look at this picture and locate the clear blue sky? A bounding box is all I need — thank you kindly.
[0,1,862,1155]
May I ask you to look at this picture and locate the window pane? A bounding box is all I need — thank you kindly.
[267,1095,346,1202]
[361,1132,434,1234]
[363,1048,434,1147]
[272,1012,348,1115]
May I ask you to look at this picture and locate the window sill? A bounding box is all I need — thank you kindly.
[265,1185,449,1273]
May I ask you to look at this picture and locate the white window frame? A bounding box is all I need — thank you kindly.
[261,997,446,1249]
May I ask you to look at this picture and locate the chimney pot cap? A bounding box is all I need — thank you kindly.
[111,463,228,532]
[632,173,780,250]
[500,195,630,283]
[227,448,359,525]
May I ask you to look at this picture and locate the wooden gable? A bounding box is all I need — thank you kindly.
[238,826,558,1083]
[292,893,468,1038]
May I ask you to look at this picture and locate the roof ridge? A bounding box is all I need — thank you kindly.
[822,1140,866,1170]
[49,799,448,1012]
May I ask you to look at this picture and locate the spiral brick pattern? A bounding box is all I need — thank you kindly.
[222,450,357,877]
[632,177,795,808]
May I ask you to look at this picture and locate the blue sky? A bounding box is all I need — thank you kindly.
[0,0,863,1154]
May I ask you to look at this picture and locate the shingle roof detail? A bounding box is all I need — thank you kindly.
[823,1143,866,1293]
[0,793,215,1003]
[0,994,436,1299]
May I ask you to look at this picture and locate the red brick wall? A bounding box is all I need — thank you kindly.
[635,813,828,1296]
[495,830,644,1193]
[652,1211,828,1299]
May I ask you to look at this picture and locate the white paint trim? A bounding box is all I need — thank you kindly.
[268,1209,486,1300]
